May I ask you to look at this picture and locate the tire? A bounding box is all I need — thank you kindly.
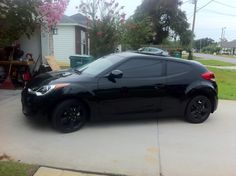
[185,95,212,123]
[52,99,88,133]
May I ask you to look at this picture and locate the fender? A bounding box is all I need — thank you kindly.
[185,81,218,112]
[51,82,100,120]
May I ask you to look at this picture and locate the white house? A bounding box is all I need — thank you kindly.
[220,40,236,55]
[19,13,90,64]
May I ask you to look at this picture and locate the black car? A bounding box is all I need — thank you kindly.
[21,52,218,133]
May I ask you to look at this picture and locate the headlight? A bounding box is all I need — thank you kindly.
[35,85,55,96]
[28,83,70,96]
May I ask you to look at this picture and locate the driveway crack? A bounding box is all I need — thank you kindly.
[156,119,164,176]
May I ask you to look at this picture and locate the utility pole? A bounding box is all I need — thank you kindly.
[200,39,202,53]
[192,0,197,35]
[188,0,198,60]
[220,27,226,45]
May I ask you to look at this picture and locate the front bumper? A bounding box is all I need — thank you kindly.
[21,88,55,118]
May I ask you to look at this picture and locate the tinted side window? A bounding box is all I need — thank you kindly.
[117,58,163,78]
[167,61,191,75]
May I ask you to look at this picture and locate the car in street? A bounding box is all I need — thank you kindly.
[21,52,218,133]
[138,47,169,56]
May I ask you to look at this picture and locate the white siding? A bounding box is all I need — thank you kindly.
[19,28,41,61]
[53,25,75,62]
[41,30,50,63]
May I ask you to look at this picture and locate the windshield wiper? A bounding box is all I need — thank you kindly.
[74,69,82,74]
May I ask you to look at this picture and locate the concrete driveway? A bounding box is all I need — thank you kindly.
[0,90,236,176]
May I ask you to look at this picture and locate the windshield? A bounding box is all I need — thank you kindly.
[76,54,124,76]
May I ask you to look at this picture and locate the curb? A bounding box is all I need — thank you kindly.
[33,166,127,176]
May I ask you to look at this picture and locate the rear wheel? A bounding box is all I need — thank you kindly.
[185,95,211,123]
[52,99,87,133]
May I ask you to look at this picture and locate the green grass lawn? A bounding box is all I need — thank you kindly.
[207,67,236,100]
[196,59,236,66]
[0,161,38,176]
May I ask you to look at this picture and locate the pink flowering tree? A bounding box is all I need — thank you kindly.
[38,0,69,55]
[78,0,126,58]
[38,0,69,28]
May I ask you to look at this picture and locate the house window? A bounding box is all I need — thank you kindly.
[81,31,86,55]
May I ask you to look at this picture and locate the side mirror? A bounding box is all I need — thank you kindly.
[106,70,123,82]
[110,70,123,79]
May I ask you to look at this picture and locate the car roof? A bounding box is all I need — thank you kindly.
[112,51,175,61]
[110,52,206,69]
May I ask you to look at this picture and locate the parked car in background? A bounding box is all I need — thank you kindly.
[138,47,169,56]
[21,52,218,133]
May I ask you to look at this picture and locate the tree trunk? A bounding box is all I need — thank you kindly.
[49,29,54,56]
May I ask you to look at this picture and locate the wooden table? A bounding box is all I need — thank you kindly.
[0,60,35,66]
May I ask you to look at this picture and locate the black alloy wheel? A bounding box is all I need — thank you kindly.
[52,99,87,133]
[185,95,212,123]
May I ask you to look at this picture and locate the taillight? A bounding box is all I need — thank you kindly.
[201,71,215,81]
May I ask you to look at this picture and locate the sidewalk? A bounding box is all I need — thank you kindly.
[34,167,109,176]
[206,65,236,70]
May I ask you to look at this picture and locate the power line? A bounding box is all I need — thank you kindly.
[203,9,236,17]
[188,8,236,19]
[182,0,191,4]
[213,0,236,9]
[187,0,215,20]
[197,0,215,12]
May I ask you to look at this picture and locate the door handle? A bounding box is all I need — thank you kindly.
[154,84,165,89]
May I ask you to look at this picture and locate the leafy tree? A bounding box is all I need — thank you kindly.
[121,13,153,50]
[0,0,41,47]
[78,0,125,58]
[194,38,215,52]
[179,30,192,48]
[135,0,191,45]
[0,0,68,49]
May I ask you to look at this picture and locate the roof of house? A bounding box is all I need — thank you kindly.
[60,15,77,23]
[59,13,89,28]
[70,13,89,27]
[221,39,236,48]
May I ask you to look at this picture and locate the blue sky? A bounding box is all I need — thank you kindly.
[182,0,236,41]
[65,0,236,42]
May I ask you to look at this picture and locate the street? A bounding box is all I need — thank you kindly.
[194,53,236,64]
[0,90,236,176]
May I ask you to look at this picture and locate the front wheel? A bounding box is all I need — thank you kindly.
[185,95,212,123]
[52,99,88,133]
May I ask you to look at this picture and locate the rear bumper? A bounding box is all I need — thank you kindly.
[212,95,218,113]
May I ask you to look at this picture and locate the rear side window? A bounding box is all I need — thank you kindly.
[167,61,191,75]
[117,58,163,78]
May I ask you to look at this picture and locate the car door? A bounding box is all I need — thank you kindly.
[160,60,192,117]
[96,57,165,120]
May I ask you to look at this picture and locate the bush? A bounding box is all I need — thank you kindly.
[202,44,221,54]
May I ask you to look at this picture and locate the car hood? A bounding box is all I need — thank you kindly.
[26,69,92,90]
